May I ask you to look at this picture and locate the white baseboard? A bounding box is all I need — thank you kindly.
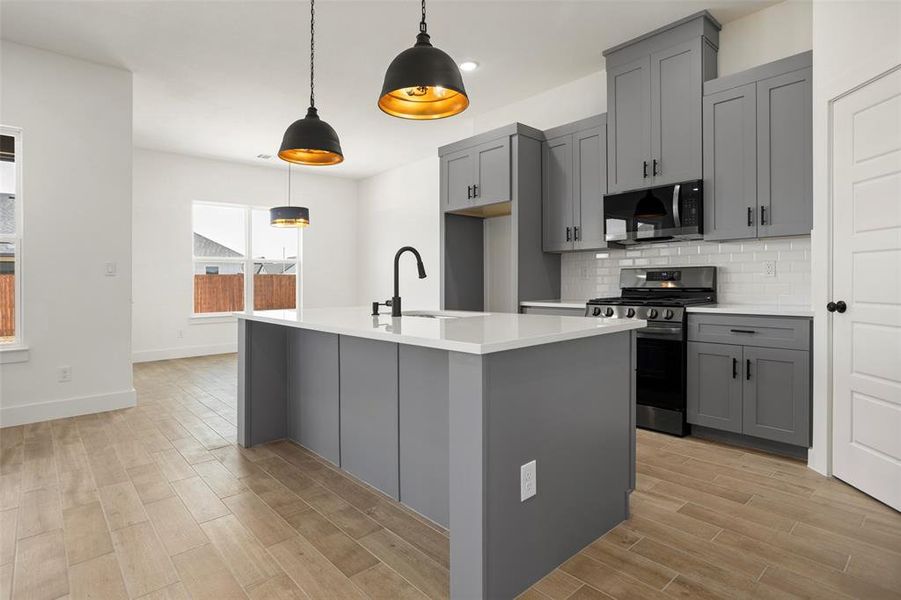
[132,343,237,363]
[0,388,137,427]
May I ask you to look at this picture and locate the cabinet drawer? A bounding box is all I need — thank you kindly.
[687,314,810,350]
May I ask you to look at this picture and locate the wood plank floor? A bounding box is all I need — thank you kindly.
[0,354,897,600]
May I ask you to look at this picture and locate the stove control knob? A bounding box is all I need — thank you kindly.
[663,309,675,320]
[647,308,658,319]
[592,307,601,316]
[626,308,636,318]
[604,307,615,318]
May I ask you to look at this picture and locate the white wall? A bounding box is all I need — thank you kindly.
[717,0,812,77]
[356,156,442,310]
[807,0,901,475]
[132,149,358,362]
[0,42,134,425]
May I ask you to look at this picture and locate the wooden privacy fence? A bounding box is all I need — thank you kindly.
[0,274,13,338]
[193,274,296,313]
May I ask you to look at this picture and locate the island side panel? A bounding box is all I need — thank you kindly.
[286,328,341,466]
[448,351,487,599]
[399,345,450,528]
[484,332,632,599]
[237,319,288,448]
[339,335,400,500]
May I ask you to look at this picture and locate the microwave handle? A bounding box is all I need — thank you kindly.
[672,184,681,229]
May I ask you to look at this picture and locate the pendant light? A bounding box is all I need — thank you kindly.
[270,164,310,228]
[378,0,469,120]
[278,0,344,166]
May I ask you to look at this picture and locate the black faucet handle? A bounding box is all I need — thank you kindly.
[371,299,393,316]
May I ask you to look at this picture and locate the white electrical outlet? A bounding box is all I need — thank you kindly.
[763,261,777,278]
[520,460,537,502]
[58,366,72,383]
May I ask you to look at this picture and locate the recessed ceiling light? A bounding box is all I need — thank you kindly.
[459,61,479,72]
[256,154,272,160]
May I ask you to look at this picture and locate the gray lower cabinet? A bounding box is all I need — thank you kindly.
[687,313,811,447]
[742,346,810,446]
[339,336,399,499]
[286,329,340,465]
[687,341,743,433]
[542,115,607,252]
[703,51,812,241]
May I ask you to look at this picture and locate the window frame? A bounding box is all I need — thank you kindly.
[191,200,301,319]
[0,125,25,353]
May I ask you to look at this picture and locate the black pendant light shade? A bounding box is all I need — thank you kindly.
[270,205,310,228]
[634,189,667,219]
[278,107,343,165]
[378,1,469,119]
[278,0,344,166]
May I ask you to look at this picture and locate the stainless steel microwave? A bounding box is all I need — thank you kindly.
[604,180,703,245]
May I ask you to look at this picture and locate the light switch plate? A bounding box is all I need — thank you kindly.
[105,262,117,277]
[58,366,72,383]
[520,460,537,502]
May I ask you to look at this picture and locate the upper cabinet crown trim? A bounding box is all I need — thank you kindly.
[704,51,812,96]
[602,10,721,66]
[543,114,607,139]
[438,122,544,156]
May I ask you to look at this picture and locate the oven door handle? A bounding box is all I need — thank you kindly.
[635,326,683,340]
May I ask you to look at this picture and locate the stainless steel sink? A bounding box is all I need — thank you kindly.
[402,310,488,319]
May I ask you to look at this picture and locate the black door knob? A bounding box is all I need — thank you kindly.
[827,301,847,313]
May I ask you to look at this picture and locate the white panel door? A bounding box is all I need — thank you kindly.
[832,67,901,511]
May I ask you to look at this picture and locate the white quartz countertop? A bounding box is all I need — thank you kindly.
[237,307,644,355]
[519,299,588,310]
[687,304,814,317]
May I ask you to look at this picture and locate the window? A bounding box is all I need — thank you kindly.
[0,127,22,346]
[192,202,300,315]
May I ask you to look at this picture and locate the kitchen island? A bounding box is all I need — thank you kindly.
[237,307,643,599]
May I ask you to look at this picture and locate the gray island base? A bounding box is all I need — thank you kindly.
[237,308,641,599]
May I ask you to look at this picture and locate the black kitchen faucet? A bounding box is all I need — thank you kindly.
[371,246,427,317]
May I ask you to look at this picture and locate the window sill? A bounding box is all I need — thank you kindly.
[0,346,30,364]
[190,314,238,325]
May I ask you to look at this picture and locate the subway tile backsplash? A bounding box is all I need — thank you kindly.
[561,236,811,306]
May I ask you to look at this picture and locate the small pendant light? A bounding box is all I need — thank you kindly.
[378,0,469,120]
[270,163,310,228]
[278,0,344,165]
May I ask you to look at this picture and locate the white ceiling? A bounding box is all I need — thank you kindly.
[1,0,776,179]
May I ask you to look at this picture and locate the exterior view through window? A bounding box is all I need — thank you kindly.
[192,202,299,314]
[0,129,20,344]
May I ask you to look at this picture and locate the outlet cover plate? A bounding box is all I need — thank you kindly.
[520,460,537,502]
[763,261,777,277]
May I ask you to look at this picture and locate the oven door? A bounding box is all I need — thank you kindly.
[634,324,685,412]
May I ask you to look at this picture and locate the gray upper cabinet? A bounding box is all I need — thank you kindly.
[607,57,651,193]
[757,67,812,238]
[604,11,720,194]
[703,83,758,240]
[542,115,607,253]
[742,346,810,446]
[687,341,743,433]
[703,51,812,241]
[474,137,511,206]
[442,147,475,212]
[650,38,704,186]
[542,135,574,252]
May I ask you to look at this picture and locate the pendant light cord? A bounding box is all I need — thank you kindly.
[287,163,292,207]
[420,0,427,33]
[310,0,315,108]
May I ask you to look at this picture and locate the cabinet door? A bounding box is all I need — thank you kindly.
[703,83,758,241]
[474,136,511,206]
[607,56,651,193]
[442,148,474,212]
[542,134,574,252]
[757,67,812,238]
[687,342,743,433]
[650,39,703,186]
[742,347,810,446]
[573,125,607,250]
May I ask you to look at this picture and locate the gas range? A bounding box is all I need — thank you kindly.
[586,267,717,437]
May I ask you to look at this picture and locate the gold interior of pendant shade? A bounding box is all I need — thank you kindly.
[378,86,469,119]
[278,148,344,166]
[271,217,310,228]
